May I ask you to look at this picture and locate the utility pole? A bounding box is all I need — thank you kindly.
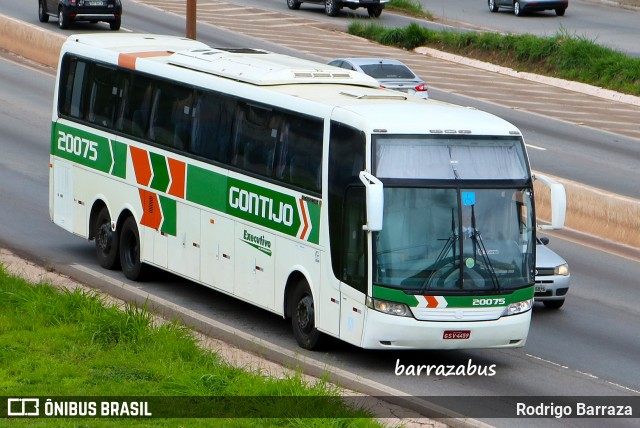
[186,0,196,40]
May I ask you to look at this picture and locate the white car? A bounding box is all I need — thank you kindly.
[535,237,570,309]
[328,58,429,99]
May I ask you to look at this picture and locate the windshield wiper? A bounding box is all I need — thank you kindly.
[419,208,458,293]
[470,205,501,292]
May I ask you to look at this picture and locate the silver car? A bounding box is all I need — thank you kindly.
[488,0,568,16]
[535,237,570,309]
[328,58,429,99]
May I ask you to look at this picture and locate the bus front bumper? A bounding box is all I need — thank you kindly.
[360,307,531,350]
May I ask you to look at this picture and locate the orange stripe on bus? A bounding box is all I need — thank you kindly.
[130,146,152,186]
[425,295,438,308]
[167,158,186,199]
[139,189,162,230]
[298,199,309,240]
[118,51,173,70]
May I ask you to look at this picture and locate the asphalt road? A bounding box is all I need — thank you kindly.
[1,0,639,425]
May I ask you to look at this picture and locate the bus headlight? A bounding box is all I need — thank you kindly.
[366,297,413,317]
[555,263,569,276]
[503,299,533,316]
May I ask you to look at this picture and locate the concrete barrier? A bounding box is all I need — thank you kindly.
[534,173,640,248]
[0,14,65,69]
[1,13,638,249]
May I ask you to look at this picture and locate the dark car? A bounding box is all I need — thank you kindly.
[287,0,389,18]
[38,0,122,30]
[488,0,568,16]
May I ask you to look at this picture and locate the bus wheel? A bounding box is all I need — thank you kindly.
[291,280,324,350]
[119,216,147,281]
[94,206,120,270]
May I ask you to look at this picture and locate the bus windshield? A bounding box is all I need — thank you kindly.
[372,134,534,293]
[374,187,534,292]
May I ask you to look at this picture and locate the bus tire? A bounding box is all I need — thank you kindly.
[38,0,49,23]
[119,216,147,281]
[291,280,325,350]
[94,206,120,270]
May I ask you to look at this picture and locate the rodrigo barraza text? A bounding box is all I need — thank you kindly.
[516,402,632,418]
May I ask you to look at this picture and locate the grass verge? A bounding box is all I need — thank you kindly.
[386,0,434,20]
[348,22,640,96]
[0,266,381,427]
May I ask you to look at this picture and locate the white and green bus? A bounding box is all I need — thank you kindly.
[50,33,565,350]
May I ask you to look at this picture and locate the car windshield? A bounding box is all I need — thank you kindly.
[359,63,416,80]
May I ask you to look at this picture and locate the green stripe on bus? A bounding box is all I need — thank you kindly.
[52,123,114,174]
[306,201,321,245]
[186,165,227,211]
[372,286,419,306]
[149,152,170,192]
[226,177,301,239]
[159,196,176,236]
[52,123,127,179]
[110,140,127,179]
[372,285,534,307]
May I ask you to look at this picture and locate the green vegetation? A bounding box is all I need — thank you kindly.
[348,22,640,96]
[386,0,434,20]
[0,266,380,427]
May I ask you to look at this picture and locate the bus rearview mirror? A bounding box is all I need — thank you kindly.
[359,171,384,232]
[534,173,566,230]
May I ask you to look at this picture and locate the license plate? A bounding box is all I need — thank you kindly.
[443,330,471,340]
[535,286,546,292]
[88,1,105,6]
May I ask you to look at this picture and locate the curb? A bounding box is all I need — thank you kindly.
[1,13,638,249]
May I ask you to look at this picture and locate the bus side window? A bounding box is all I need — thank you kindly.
[328,121,366,291]
[121,76,153,138]
[58,56,88,120]
[342,186,367,292]
[190,92,236,164]
[87,64,119,128]
[283,119,323,193]
[143,80,191,150]
[232,104,278,178]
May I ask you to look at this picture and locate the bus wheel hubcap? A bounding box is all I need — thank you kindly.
[296,296,314,333]
[97,223,112,251]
